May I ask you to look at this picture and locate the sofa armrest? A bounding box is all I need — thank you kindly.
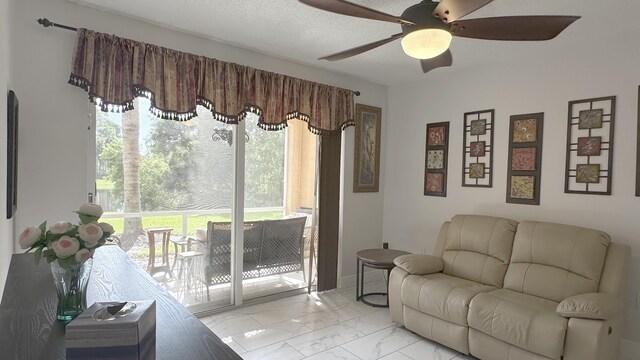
[393,254,443,275]
[556,293,623,320]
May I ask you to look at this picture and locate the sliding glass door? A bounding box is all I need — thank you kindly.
[241,116,315,300]
[92,99,317,312]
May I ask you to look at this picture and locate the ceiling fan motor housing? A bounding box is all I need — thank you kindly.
[400,1,451,35]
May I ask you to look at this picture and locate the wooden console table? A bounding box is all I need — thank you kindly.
[0,245,241,360]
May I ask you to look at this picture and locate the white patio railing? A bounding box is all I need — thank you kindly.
[100,207,284,236]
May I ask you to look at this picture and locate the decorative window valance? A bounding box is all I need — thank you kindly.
[69,29,356,135]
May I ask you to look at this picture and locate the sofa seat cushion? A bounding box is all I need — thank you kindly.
[401,273,496,326]
[468,289,568,359]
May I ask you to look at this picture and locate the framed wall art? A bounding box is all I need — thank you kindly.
[462,109,494,187]
[6,90,18,219]
[353,104,381,193]
[424,122,449,196]
[506,113,544,205]
[565,96,615,195]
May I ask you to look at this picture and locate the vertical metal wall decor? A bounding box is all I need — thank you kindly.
[462,109,494,187]
[565,96,615,195]
[424,122,449,197]
[506,113,544,205]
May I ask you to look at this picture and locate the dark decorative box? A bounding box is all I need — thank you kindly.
[66,300,156,360]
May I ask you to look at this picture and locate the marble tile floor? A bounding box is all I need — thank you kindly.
[199,281,475,360]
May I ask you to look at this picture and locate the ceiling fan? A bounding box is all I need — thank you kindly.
[299,0,580,73]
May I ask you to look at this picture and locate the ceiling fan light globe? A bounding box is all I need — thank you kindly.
[401,28,452,60]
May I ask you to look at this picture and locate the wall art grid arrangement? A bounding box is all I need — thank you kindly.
[462,109,494,187]
[564,96,615,195]
[506,113,544,205]
[424,122,449,196]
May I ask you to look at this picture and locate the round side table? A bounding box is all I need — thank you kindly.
[356,248,410,307]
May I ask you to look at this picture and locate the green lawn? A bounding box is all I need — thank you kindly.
[96,178,115,190]
[104,210,283,236]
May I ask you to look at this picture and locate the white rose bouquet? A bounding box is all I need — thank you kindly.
[19,203,114,269]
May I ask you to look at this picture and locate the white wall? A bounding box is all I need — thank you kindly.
[9,0,386,282]
[383,31,640,342]
[0,0,14,299]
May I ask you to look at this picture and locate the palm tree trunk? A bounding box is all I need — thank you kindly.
[121,106,143,250]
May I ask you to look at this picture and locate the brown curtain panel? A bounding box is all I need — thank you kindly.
[317,134,342,291]
[69,29,355,135]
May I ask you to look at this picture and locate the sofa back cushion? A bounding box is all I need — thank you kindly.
[441,215,518,287]
[504,221,611,302]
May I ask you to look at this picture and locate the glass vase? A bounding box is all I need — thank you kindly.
[50,258,93,322]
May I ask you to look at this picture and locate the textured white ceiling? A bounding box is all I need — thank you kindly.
[69,0,640,86]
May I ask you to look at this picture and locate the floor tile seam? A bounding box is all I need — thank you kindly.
[301,313,356,328]
[226,340,247,355]
[322,302,372,318]
[338,344,367,360]
[246,308,319,326]
[235,335,297,354]
[284,324,368,353]
[308,315,360,331]
[312,303,350,313]
[388,332,420,358]
[358,325,420,356]
[341,319,396,337]
[221,321,313,350]
[294,323,367,340]
[356,306,386,316]
[334,290,357,303]
[242,341,305,360]
[211,324,265,340]
[344,303,387,316]
[268,295,316,308]
[245,313,316,332]
[334,310,366,324]
[397,341,459,360]
[202,311,245,324]
[247,312,271,326]
[206,314,261,332]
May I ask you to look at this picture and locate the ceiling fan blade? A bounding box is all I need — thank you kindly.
[450,16,580,41]
[299,0,413,25]
[319,33,404,61]
[433,0,493,23]
[421,49,453,74]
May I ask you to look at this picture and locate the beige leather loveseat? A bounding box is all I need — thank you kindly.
[389,215,629,360]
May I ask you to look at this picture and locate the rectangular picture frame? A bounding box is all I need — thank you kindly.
[424,122,449,197]
[506,113,544,205]
[353,104,381,193]
[462,109,494,187]
[565,96,615,195]
[6,90,18,219]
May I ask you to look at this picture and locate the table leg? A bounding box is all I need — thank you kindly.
[357,263,393,308]
[163,233,173,277]
[356,258,360,301]
[386,268,391,307]
[147,232,155,272]
[359,260,365,302]
[171,242,179,271]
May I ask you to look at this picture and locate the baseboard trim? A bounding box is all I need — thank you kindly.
[338,270,384,289]
[621,339,640,360]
